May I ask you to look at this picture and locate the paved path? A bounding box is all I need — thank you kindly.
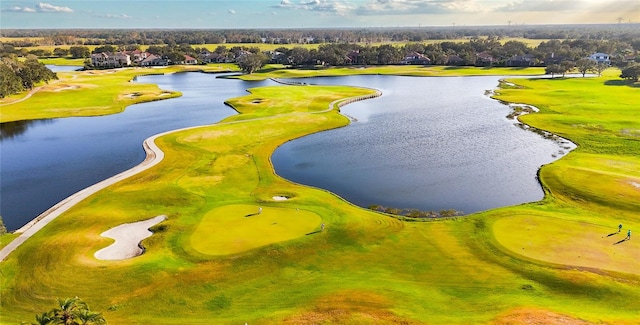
[0,87,381,261]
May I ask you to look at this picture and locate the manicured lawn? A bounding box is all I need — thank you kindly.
[234,64,545,81]
[1,67,639,324]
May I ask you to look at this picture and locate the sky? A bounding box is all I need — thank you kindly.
[1,0,638,29]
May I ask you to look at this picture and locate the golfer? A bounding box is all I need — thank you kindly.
[619,223,623,232]
[627,229,631,240]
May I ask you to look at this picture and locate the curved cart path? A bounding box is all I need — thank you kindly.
[0,88,381,261]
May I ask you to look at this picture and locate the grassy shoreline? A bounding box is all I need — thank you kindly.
[0,66,638,324]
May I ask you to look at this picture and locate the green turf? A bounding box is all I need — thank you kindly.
[191,204,322,255]
[233,64,545,81]
[1,68,639,324]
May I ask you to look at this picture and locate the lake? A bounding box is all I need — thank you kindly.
[272,75,573,214]
[0,71,572,230]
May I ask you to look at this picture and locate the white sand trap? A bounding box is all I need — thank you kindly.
[630,181,640,189]
[273,196,289,201]
[94,215,166,261]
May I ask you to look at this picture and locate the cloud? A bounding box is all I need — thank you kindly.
[356,0,486,15]
[35,2,73,13]
[4,6,37,12]
[2,2,73,13]
[275,0,486,16]
[275,0,355,15]
[228,9,237,14]
[494,0,584,12]
[97,13,132,19]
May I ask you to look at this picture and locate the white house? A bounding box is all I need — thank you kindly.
[589,53,610,64]
[90,52,131,68]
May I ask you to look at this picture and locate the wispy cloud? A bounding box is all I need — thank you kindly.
[275,0,486,16]
[494,0,584,12]
[356,0,486,15]
[96,13,132,19]
[3,2,73,13]
[275,0,355,15]
[4,6,37,12]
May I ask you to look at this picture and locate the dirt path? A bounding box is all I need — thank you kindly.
[0,88,381,262]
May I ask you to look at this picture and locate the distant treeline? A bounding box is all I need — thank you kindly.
[1,24,639,46]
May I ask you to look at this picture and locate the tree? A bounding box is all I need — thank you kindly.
[560,60,575,77]
[0,63,24,98]
[53,48,70,57]
[620,64,640,82]
[593,62,608,76]
[17,56,58,89]
[545,64,563,78]
[576,58,596,77]
[29,297,106,325]
[237,52,268,74]
[69,46,90,59]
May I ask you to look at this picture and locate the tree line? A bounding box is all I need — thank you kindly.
[2,24,639,46]
[0,55,57,98]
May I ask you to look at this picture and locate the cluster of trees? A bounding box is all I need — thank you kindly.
[28,297,106,325]
[0,55,57,98]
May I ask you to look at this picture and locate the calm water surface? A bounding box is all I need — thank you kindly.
[0,72,272,230]
[272,75,573,214]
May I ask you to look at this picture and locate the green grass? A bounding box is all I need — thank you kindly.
[1,68,639,324]
[191,204,322,255]
[234,64,545,81]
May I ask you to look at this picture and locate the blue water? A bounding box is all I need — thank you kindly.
[272,75,573,214]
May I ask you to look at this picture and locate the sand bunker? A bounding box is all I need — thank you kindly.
[273,196,289,201]
[94,215,166,261]
[54,85,80,92]
[630,181,640,189]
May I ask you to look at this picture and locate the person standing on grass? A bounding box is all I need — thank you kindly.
[619,223,623,232]
[258,207,262,214]
[321,223,325,231]
[627,229,631,240]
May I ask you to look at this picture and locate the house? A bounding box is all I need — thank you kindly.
[543,53,567,65]
[401,51,431,65]
[183,55,198,65]
[475,51,496,66]
[90,52,131,68]
[140,54,168,66]
[126,49,149,64]
[589,52,610,64]
[446,55,464,66]
[505,54,536,67]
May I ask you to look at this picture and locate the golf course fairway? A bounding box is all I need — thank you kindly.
[0,66,638,324]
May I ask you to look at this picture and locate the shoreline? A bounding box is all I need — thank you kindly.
[0,85,382,261]
[0,131,167,261]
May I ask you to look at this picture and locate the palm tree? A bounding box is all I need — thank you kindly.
[75,309,106,325]
[32,312,55,325]
[53,297,85,325]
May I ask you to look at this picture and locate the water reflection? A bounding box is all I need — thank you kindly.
[0,119,54,140]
